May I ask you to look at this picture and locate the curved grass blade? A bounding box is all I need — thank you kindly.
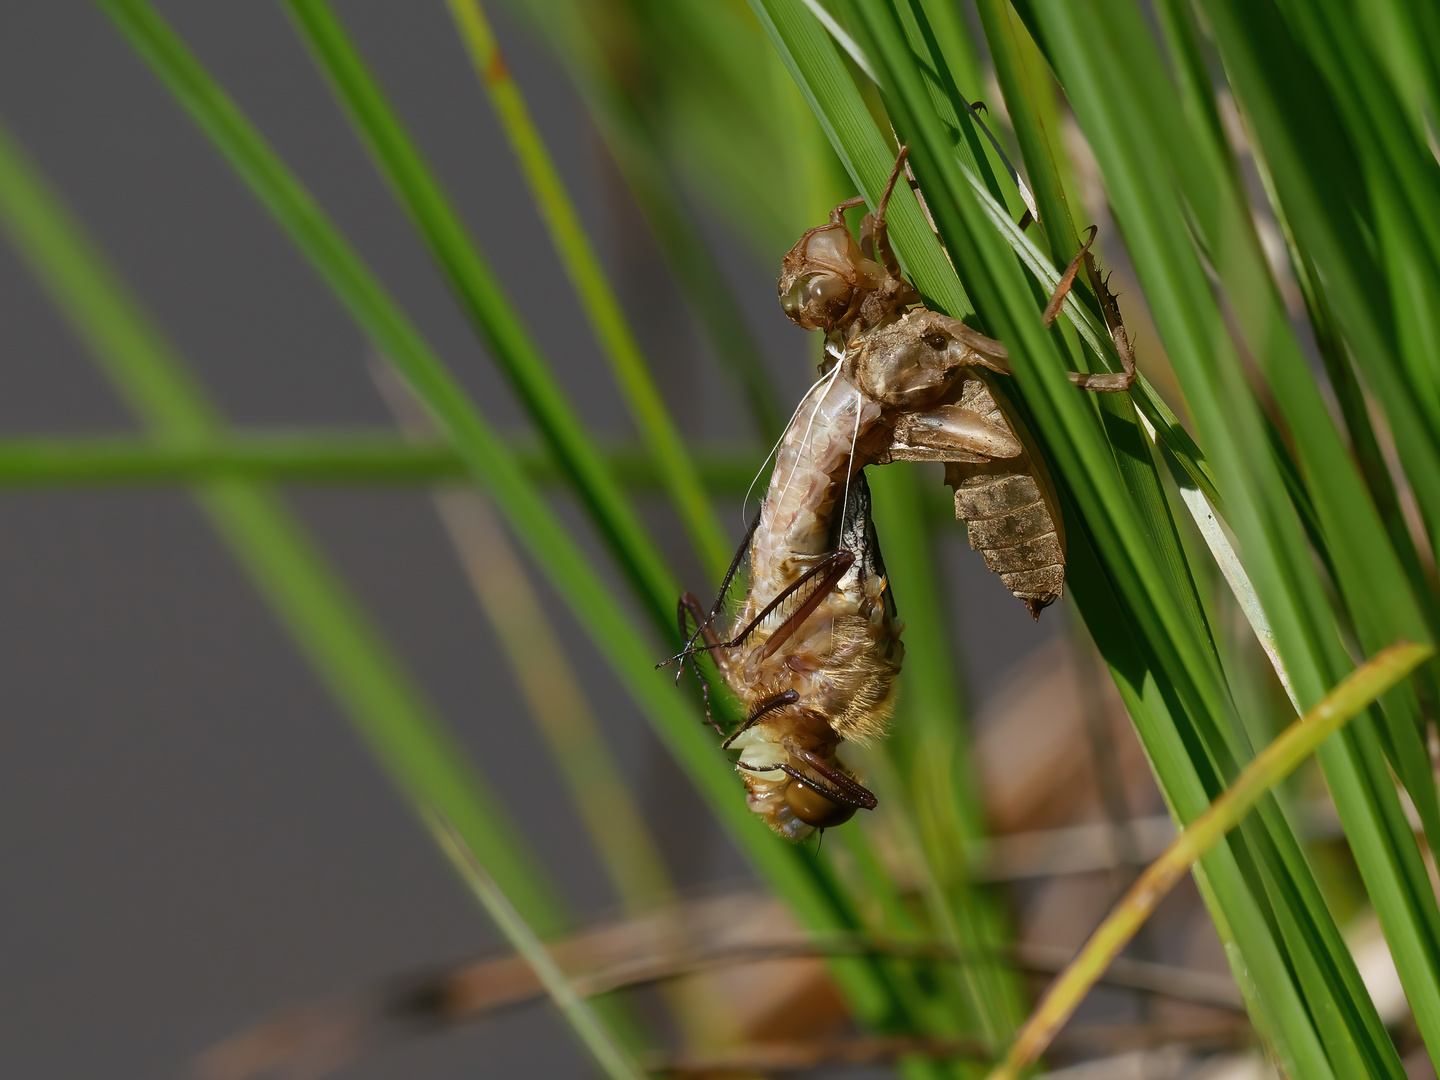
[1103,0,1440,846]
[377,368,673,914]
[771,0,1221,513]
[750,0,976,321]
[1021,5,1440,1066]
[428,810,648,1080]
[988,641,1434,1080]
[867,464,1027,1051]
[1194,0,1440,561]
[973,0,1290,703]
[281,0,677,634]
[444,0,732,582]
[769,1,1411,1073]
[503,0,790,438]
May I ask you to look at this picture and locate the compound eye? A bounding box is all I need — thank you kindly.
[924,332,949,350]
[805,273,849,310]
[780,280,804,320]
[784,777,857,829]
[781,273,852,330]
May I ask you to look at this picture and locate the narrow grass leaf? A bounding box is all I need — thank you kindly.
[443,0,733,582]
[283,0,678,632]
[428,811,648,1080]
[0,433,764,492]
[1103,0,1440,848]
[504,0,791,438]
[1197,0,1440,559]
[1023,6,1440,1066]
[828,2,1399,1072]
[868,464,1028,1050]
[378,368,674,914]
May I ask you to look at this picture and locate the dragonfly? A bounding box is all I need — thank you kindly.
[663,149,1135,839]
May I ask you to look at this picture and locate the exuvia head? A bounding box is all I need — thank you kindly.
[853,309,1012,411]
[778,219,886,333]
[779,148,916,336]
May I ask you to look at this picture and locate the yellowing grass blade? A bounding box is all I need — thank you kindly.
[987,640,1433,1079]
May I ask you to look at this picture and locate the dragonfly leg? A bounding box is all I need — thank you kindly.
[828,194,867,225]
[677,593,731,734]
[663,508,760,673]
[781,739,878,810]
[749,551,856,664]
[722,689,800,749]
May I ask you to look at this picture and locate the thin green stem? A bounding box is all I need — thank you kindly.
[283,0,678,634]
[429,812,648,1080]
[0,432,764,491]
[445,0,732,581]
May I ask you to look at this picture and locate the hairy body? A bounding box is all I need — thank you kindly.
[724,373,899,839]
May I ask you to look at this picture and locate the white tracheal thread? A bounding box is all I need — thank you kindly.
[742,365,843,529]
[837,386,865,556]
[772,359,846,531]
[832,387,866,658]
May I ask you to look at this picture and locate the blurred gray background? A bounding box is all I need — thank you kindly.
[0,3,1056,1076]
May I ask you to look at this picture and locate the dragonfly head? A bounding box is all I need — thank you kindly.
[782,773,858,830]
[739,730,876,840]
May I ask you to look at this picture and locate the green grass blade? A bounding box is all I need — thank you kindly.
[0,433,765,492]
[0,432,462,484]
[1030,3,1440,1062]
[442,493,678,911]
[750,2,1035,1049]
[1020,1,1439,1069]
[868,465,1027,1051]
[429,811,648,1080]
[1144,0,1440,839]
[750,0,975,320]
[378,372,674,914]
[784,1,1417,1071]
[504,0,791,438]
[991,640,1434,1079]
[1195,0,1440,559]
[280,0,680,633]
[442,0,731,582]
[1265,188,1440,632]
[0,119,568,936]
[756,0,1319,1065]
[973,0,1077,269]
